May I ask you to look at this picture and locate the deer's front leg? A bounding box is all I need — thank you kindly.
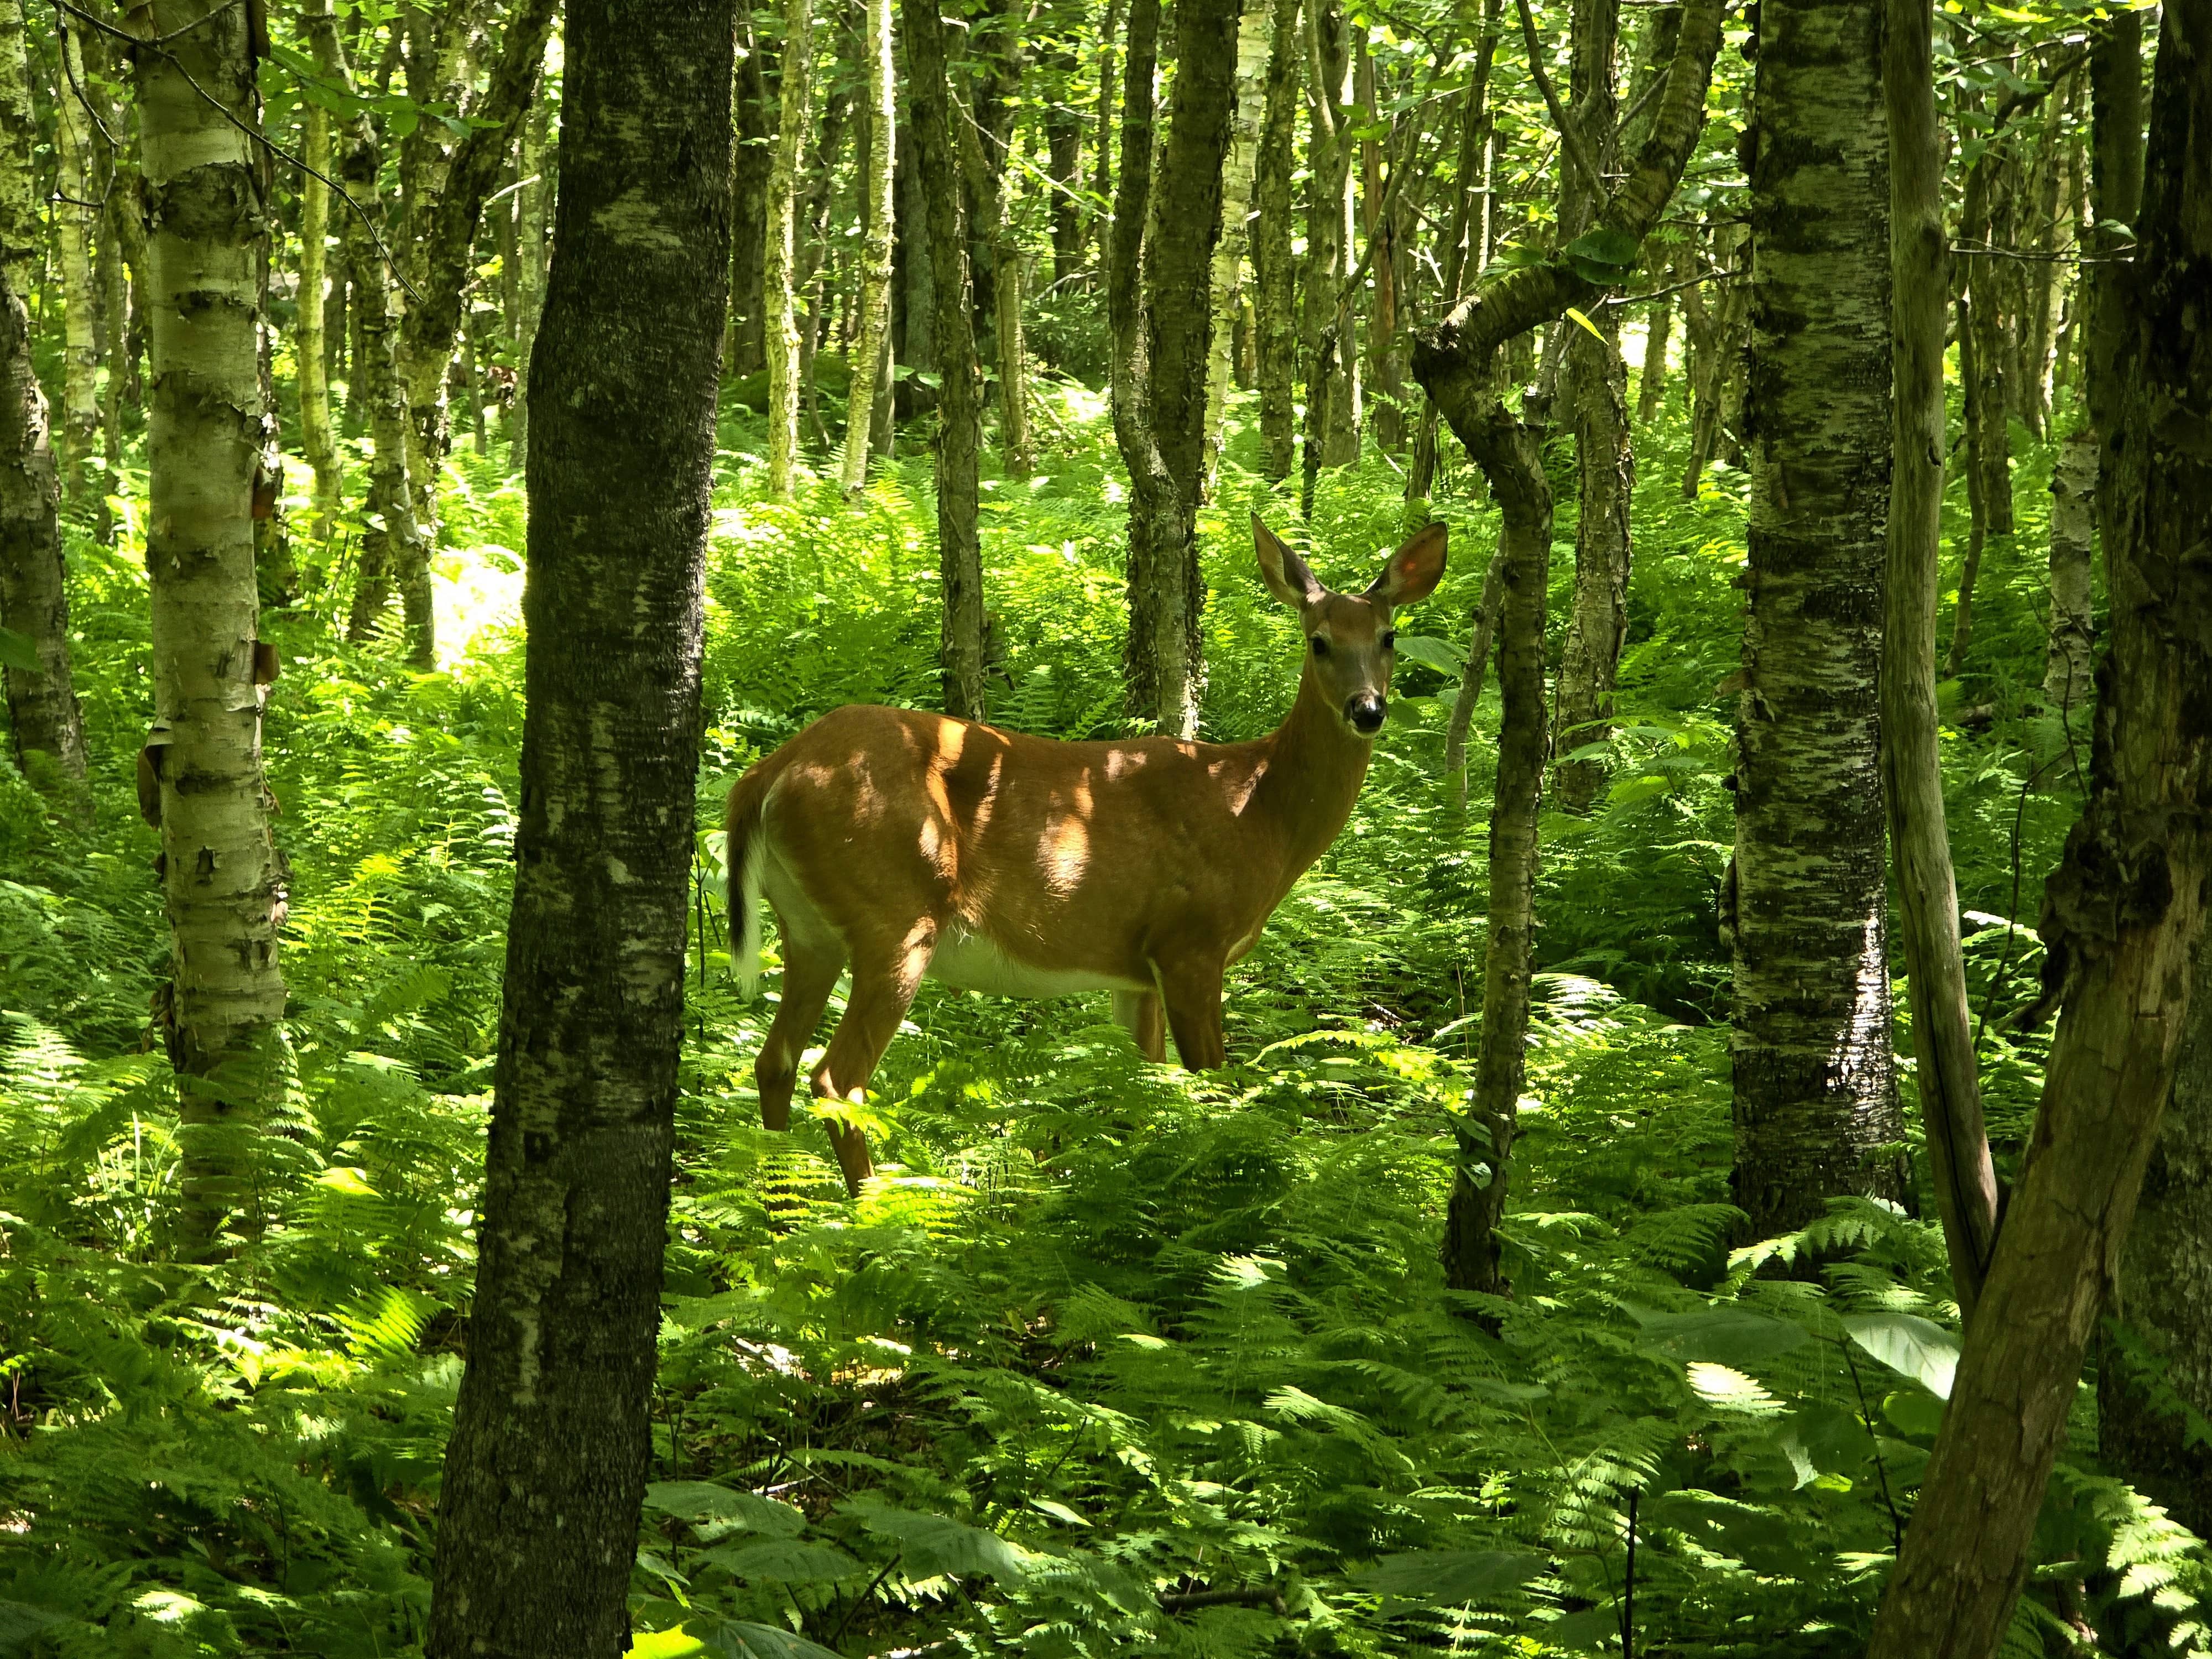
[1112,989,1166,1063]
[1156,957,1227,1072]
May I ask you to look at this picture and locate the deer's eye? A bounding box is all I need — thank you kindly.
[1311,636,1331,658]
[1381,631,1396,651]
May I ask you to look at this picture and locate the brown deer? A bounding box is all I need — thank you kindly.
[726,516,1447,1191]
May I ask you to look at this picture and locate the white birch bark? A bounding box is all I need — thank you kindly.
[1201,0,1271,490]
[52,15,101,511]
[839,0,894,493]
[135,0,289,1249]
[765,0,815,498]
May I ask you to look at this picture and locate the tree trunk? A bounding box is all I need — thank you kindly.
[1945,145,2016,680]
[1251,0,1301,483]
[1355,36,1401,456]
[902,0,986,719]
[1,0,87,795]
[1728,0,1906,1243]
[1883,0,1998,1327]
[1440,412,1547,1296]
[395,0,560,666]
[507,90,552,458]
[892,104,936,417]
[137,0,289,1253]
[1311,2,1359,468]
[728,16,774,380]
[1413,0,1725,1288]
[1111,0,1240,738]
[423,0,732,1649]
[1635,292,1670,422]
[2042,425,2096,712]
[1442,549,1506,813]
[958,15,1032,479]
[841,0,895,493]
[1090,0,1123,271]
[765,0,815,498]
[298,0,342,542]
[52,13,102,516]
[1866,11,2212,1647]
[2018,105,2064,439]
[1202,0,1271,492]
[1045,50,1083,288]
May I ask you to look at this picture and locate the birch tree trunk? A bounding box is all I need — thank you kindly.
[727,16,774,380]
[1307,0,1359,470]
[841,0,895,493]
[903,0,986,719]
[1728,0,1906,1241]
[1251,0,1301,483]
[53,13,102,514]
[1355,36,1401,455]
[1111,0,1240,738]
[507,88,551,458]
[765,0,815,498]
[1866,12,2212,1647]
[424,0,733,1647]
[1202,0,1271,492]
[1635,293,1670,421]
[1883,0,1997,1324]
[0,0,87,794]
[136,0,289,1252]
[298,0,342,541]
[2042,425,2096,711]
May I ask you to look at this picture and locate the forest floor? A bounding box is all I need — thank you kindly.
[0,383,2200,1657]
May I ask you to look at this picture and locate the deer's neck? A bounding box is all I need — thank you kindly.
[1251,665,1375,880]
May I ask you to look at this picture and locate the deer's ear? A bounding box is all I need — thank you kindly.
[1254,515,1326,610]
[1366,521,1447,607]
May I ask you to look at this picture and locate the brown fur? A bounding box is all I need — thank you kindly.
[728,518,1446,1192]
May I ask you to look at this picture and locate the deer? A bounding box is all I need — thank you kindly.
[724,515,1447,1192]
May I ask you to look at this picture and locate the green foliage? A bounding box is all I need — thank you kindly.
[0,382,2202,1659]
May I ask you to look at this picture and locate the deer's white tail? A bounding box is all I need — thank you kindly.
[726,768,773,1000]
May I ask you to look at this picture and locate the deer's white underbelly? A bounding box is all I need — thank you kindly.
[927,927,1146,999]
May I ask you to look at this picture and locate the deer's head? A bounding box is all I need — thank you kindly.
[1254,517,1448,737]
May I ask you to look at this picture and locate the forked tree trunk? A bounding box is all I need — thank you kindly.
[1729,0,1906,1241]
[903,0,986,718]
[0,0,87,795]
[423,1,733,1650]
[1882,0,1997,1325]
[2042,425,2096,711]
[136,0,289,1253]
[1202,0,1271,492]
[841,0,895,492]
[298,0,342,540]
[1866,9,2212,1647]
[765,0,815,497]
[1110,0,1240,737]
[1251,0,1301,482]
[1414,0,1723,1289]
[394,0,559,666]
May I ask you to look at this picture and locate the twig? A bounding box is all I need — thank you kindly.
[50,2,118,151]
[830,1550,901,1646]
[1839,1337,1905,1556]
[54,0,425,306]
[1160,1586,1289,1614]
[1512,0,1607,204]
[1621,1486,1637,1659]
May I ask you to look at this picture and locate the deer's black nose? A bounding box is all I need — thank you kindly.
[1347,692,1386,734]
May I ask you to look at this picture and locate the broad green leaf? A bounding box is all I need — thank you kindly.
[1351,1548,1544,1603]
[1845,1313,1960,1399]
[1634,1305,1811,1368]
[0,627,43,675]
[1882,1388,1947,1439]
[1545,1606,1627,1650]
[1563,227,1640,269]
[0,1602,68,1655]
[709,1625,846,1659]
[1392,634,1465,675]
[701,1540,862,1584]
[643,1481,806,1535]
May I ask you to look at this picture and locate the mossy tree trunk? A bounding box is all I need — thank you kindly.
[1251,0,1301,483]
[1202,0,1272,492]
[1110,0,1241,737]
[52,12,102,517]
[136,0,290,1253]
[297,0,342,542]
[424,0,733,1649]
[903,0,986,718]
[841,0,895,493]
[1867,11,2212,1647]
[2042,424,2096,711]
[0,0,87,795]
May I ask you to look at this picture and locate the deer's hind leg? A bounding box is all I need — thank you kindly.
[1113,990,1167,1063]
[756,928,845,1132]
[811,926,940,1194]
